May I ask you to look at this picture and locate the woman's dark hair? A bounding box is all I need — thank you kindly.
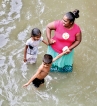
[65,9,80,23]
[43,54,53,64]
[31,28,41,37]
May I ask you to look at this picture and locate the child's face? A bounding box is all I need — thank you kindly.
[42,62,51,68]
[32,34,41,41]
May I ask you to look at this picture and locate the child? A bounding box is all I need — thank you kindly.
[24,28,48,64]
[23,47,70,88]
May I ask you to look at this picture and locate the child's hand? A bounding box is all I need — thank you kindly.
[65,49,70,54]
[24,58,27,62]
[62,46,70,54]
[23,83,29,87]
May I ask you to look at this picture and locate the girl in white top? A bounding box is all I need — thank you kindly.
[24,28,48,64]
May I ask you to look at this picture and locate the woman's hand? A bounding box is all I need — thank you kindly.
[49,39,56,45]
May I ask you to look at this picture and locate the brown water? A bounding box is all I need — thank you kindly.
[0,0,97,106]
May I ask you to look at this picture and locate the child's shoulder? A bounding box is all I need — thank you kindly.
[39,64,43,69]
[26,38,33,42]
[40,36,43,41]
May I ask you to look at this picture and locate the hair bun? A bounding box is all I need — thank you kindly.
[72,9,79,18]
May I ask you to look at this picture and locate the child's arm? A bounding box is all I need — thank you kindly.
[42,40,49,45]
[53,49,70,62]
[24,45,28,62]
[23,65,42,87]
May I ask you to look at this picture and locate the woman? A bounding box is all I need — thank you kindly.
[46,9,82,72]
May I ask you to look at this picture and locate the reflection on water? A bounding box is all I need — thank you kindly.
[0,0,97,106]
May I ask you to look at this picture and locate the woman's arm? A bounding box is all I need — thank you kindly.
[69,32,82,50]
[46,22,56,44]
[24,45,28,62]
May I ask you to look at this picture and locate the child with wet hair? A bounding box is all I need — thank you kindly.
[23,47,70,88]
[24,28,48,64]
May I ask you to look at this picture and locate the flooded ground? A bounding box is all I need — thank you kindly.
[0,0,97,106]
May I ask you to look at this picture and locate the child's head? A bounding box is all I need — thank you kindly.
[43,54,53,64]
[31,28,41,40]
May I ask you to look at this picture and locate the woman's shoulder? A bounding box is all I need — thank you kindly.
[74,23,80,28]
[54,20,61,23]
[74,23,81,32]
[54,20,62,28]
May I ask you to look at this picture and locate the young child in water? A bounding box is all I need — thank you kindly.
[24,28,48,64]
[23,47,70,88]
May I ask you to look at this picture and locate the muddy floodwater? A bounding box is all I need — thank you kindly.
[0,0,97,106]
